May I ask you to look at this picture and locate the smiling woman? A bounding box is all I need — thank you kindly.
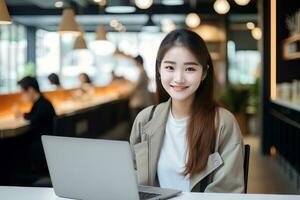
[130,29,244,193]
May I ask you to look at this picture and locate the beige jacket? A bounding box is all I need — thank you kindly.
[130,99,244,193]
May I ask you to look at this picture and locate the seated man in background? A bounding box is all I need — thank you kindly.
[16,76,56,178]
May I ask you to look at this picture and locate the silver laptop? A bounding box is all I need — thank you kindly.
[42,135,181,200]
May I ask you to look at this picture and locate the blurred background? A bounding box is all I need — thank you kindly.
[0,0,299,194]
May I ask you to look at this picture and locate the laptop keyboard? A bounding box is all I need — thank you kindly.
[139,192,160,200]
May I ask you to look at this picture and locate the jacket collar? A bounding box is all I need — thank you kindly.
[143,98,171,136]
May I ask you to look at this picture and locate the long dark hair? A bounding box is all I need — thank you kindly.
[155,29,218,177]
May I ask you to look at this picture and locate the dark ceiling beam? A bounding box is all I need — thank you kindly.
[8,2,257,16]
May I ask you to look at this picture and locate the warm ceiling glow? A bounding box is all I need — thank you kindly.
[251,27,262,40]
[54,1,64,8]
[110,19,119,27]
[234,0,251,6]
[161,18,176,33]
[246,22,255,29]
[94,0,106,6]
[213,0,230,15]
[135,0,153,9]
[185,13,201,28]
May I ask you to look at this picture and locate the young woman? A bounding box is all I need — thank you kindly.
[130,29,244,193]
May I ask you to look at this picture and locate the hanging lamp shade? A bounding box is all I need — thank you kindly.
[105,0,136,13]
[58,8,80,35]
[96,26,107,40]
[0,0,12,24]
[142,16,159,32]
[91,26,116,56]
[74,34,87,49]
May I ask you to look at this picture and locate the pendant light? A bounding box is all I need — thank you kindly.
[57,8,80,36]
[251,27,262,40]
[90,26,116,56]
[135,0,153,9]
[185,13,201,28]
[105,0,136,13]
[213,0,230,15]
[74,31,87,50]
[234,0,250,6]
[142,15,160,32]
[0,0,12,24]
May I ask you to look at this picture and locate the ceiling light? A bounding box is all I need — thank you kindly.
[213,0,230,15]
[105,0,136,13]
[135,0,153,9]
[246,22,255,30]
[0,0,12,24]
[234,0,251,6]
[57,8,80,36]
[55,1,64,8]
[115,23,125,32]
[251,27,262,40]
[90,26,116,56]
[185,13,201,28]
[110,19,119,28]
[161,0,184,6]
[94,0,106,6]
[142,16,160,32]
[161,19,176,33]
[74,35,87,50]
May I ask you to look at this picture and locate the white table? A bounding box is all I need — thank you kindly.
[0,187,299,200]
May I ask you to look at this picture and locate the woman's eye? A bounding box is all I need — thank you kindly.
[164,66,174,70]
[186,67,196,72]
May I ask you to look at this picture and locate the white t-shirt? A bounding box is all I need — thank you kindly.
[157,110,190,192]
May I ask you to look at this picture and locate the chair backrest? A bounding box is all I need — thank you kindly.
[244,144,250,193]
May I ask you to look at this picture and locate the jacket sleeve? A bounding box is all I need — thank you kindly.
[205,110,245,193]
[129,115,141,170]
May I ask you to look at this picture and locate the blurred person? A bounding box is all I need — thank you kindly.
[111,70,125,82]
[130,29,244,192]
[47,73,62,89]
[16,76,56,177]
[78,73,95,96]
[129,55,153,124]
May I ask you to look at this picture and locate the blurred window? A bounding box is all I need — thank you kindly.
[0,23,27,93]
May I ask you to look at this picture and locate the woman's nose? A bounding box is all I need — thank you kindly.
[174,70,185,84]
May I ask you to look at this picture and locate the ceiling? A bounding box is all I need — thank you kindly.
[6,0,258,32]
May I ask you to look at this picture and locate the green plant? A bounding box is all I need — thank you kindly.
[219,85,250,114]
[22,62,36,77]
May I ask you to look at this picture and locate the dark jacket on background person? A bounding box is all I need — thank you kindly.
[24,95,56,174]
[24,95,56,139]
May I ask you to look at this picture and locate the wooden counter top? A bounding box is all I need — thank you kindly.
[0,81,132,139]
[0,115,29,139]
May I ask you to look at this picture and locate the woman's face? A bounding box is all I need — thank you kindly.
[160,46,204,102]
